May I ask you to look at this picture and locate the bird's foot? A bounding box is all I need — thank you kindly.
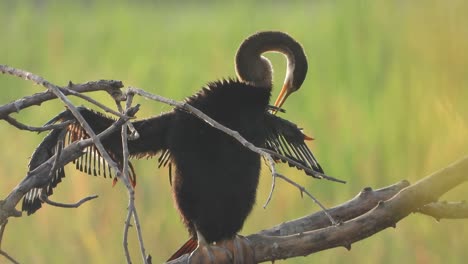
[188,235,255,264]
[188,242,232,264]
[217,235,255,264]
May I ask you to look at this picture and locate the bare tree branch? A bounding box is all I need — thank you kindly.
[275,173,337,225]
[119,94,149,264]
[40,194,99,209]
[0,106,137,263]
[259,180,410,236]
[248,156,468,263]
[63,87,129,118]
[0,108,137,224]
[0,221,19,264]
[417,201,468,220]
[4,115,72,132]
[121,101,134,264]
[167,156,467,263]
[0,65,124,119]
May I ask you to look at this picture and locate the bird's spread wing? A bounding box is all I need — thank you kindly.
[22,107,173,215]
[263,112,325,177]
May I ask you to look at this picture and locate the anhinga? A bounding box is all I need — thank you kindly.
[22,31,325,263]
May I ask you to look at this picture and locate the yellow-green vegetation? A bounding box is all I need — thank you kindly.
[1,1,467,263]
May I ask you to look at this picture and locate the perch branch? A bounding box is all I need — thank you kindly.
[259,180,410,236]
[168,156,467,263]
[248,155,468,263]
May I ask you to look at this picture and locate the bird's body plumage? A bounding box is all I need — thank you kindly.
[169,79,270,242]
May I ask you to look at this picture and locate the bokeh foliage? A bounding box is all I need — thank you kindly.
[0,0,467,263]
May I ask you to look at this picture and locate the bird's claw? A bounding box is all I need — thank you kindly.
[187,235,254,264]
[217,235,255,264]
[188,243,232,264]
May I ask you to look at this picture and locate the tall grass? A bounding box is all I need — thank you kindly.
[0,1,467,263]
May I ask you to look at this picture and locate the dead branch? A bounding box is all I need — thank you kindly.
[259,180,410,236]
[248,156,468,263]
[0,109,136,223]
[0,65,124,119]
[417,201,468,220]
[119,94,149,264]
[4,116,73,132]
[40,194,99,208]
[0,221,19,264]
[166,156,468,263]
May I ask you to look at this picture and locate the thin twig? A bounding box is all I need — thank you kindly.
[275,173,337,225]
[40,194,99,208]
[262,153,279,208]
[132,205,147,263]
[124,92,148,263]
[261,148,345,183]
[63,86,128,119]
[263,168,277,209]
[4,116,72,132]
[0,250,19,264]
[35,137,98,210]
[49,139,64,179]
[121,144,133,264]
[115,98,139,140]
[118,93,148,264]
[120,98,135,264]
[0,221,19,264]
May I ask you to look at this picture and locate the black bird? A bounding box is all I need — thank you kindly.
[22,31,325,263]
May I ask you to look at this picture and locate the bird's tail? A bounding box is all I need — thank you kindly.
[167,237,198,262]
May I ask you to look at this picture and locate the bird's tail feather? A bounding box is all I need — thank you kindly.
[167,237,198,262]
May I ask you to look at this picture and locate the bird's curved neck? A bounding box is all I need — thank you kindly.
[235,31,307,89]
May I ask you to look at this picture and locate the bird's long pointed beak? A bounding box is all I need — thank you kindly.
[273,83,293,113]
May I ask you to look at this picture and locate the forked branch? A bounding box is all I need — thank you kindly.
[167,156,468,263]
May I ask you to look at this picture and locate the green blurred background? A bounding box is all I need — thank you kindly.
[1,0,467,263]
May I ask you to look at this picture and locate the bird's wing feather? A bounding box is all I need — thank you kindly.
[263,112,324,176]
[22,107,173,215]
